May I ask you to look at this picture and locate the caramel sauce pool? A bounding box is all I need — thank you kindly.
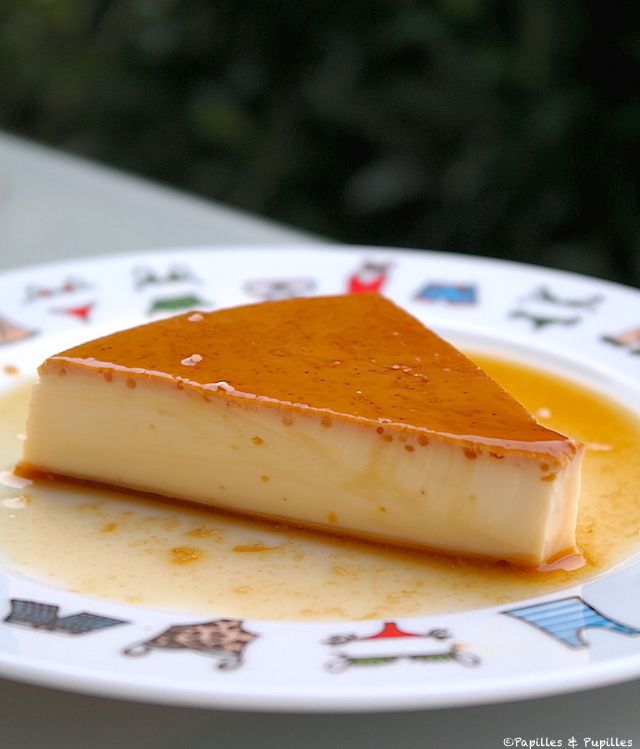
[1,353,639,621]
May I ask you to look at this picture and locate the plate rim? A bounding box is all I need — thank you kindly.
[0,243,639,712]
[1,243,638,300]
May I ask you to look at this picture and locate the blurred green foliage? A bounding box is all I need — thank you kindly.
[1,0,638,284]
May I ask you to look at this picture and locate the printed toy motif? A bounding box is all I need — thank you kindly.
[133,265,202,289]
[347,260,391,294]
[50,302,95,323]
[503,596,640,649]
[124,618,258,671]
[134,263,210,315]
[3,598,128,635]
[414,282,477,305]
[324,620,479,673]
[521,286,603,311]
[24,277,91,304]
[0,315,36,346]
[602,327,640,356]
[509,310,580,331]
[148,294,210,315]
[243,277,316,301]
[510,285,603,331]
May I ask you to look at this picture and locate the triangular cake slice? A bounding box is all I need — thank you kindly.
[18,294,583,567]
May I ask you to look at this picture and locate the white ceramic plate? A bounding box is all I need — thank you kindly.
[0,245,639,712]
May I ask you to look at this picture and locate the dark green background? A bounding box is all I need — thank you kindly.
[2,0,638,285]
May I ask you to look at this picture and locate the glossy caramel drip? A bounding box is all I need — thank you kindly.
[48,294,572,448]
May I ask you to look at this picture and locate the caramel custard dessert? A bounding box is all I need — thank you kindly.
[17,294,584,568]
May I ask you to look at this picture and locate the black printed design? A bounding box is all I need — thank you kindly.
[602,327,640,356]
[133,265,202,289]
[124,618,258,671]
[243,277,316,301]
[521,286,603,310]
[509,310,580,330]
[3,599,128,635]
[510,285,604,331]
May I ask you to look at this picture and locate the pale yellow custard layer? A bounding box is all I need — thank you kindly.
[18,296,584,565]
[0,353,638,621]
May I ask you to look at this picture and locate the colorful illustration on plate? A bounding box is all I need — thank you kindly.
[24,277,91,304]
[509,285,604,331]
[148,294,210,315]
[3,599,128,635]
[123,618,258,671]
[243,277,317,301]
[503,596,640,649]
[509,310,580,331]
[324,620,480,673]
[0,315,36,346]
[347,260,391,294]
[414,282,477,305]
[133,264,202,289]
[50,302,95,323]
[134,263,209,315]
[521,286,603,311]
[602,326,640,356]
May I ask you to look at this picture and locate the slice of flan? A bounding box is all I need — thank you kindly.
[18,294,584,567]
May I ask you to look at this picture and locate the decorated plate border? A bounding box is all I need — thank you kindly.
[0,244,639,712]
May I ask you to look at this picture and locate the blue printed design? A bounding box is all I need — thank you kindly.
[504,596,640,649]
[415,283,477,305]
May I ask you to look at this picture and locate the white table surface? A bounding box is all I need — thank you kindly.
[0,131,315,269]
[1,132,639,747]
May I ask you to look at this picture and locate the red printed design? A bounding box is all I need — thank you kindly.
[348,260,391,294]
[324,620,479,673]
[51,302,95,323]
[24,277,91,304]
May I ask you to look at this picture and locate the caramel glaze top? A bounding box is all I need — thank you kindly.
[47,294,579,461]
